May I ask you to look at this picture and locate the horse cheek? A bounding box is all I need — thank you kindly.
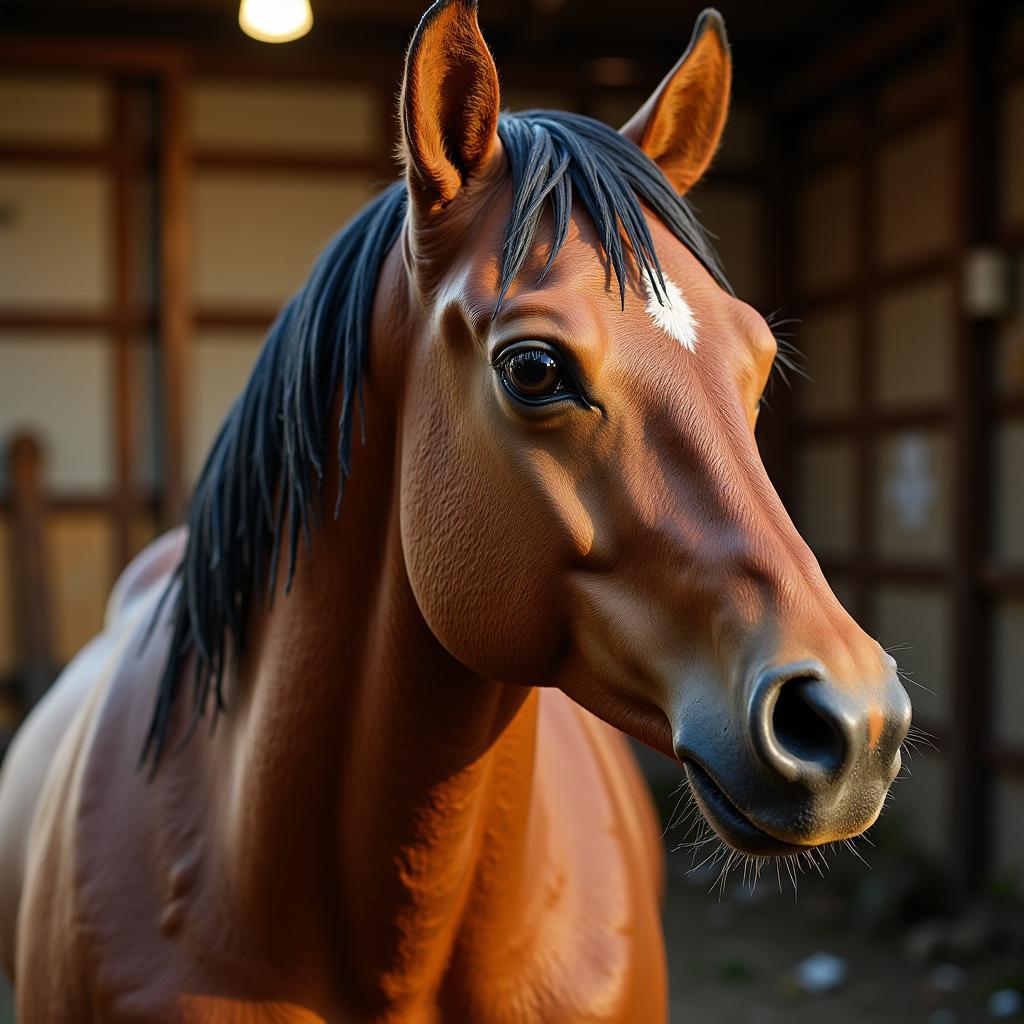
[399,386,565,684]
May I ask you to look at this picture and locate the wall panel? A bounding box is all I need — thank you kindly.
[48,511,113,664]
[993,600,1024,749]
[0,167,110,308]
[191,80,378,154]
[193,172,374,306]
[134,339,161,492]
[802,101,860,159]
[504,87,576,114]
[713,103,762,169]
[874,585,952,726]
[825,571,857,614]
[1003,81,1024,228]
[795,305,858,418]
[875,277,953,408]
[795,439,857,557]
[187,329,264,483]
[876,121,953,268]
[0,515,13,676]
[992,420,1024,563]
[878,59,946,122]
[874,429,951,563]
[0,75,108,143]
[994,313,1024,396]
[0,336,112,493]
[796,165,858,293]
[691,186,761,302]
[886,752,948,861]
[994,778,1024,893]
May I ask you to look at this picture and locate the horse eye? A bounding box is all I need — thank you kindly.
[498,345,576,404]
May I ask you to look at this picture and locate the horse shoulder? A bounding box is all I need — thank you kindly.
[0,618,117,988]
[105,528,187,629]
[0,531,185,1010]
[541,690,665,895]
[533,690,668,1022]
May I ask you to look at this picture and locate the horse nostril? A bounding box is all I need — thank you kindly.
[771,676,846,773]
[749,663,855,788]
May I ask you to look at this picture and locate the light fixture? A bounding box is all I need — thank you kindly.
[239,0,313,43]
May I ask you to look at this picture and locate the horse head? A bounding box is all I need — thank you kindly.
[395,0,912,856]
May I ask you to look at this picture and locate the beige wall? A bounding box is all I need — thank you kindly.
[788,44,1024,886]
[0,73,385,677]
[790,58,955,862]
[0,75,119,673]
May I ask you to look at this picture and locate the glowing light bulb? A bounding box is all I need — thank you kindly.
[239,0,313,43]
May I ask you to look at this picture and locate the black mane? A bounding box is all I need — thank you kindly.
[142,109,731,769]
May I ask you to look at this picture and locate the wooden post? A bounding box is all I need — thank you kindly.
[112,78,139,573]
[947,0,998,893]
[158,63,191,527]
[6,434,55,711]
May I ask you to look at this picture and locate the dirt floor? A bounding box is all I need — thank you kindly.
[661,845,1023,1023]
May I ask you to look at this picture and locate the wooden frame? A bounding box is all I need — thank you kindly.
[0,39,191,560]
[0,38,406,540]
[773,0,1024,890]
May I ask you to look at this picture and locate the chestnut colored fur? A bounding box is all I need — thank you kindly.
[0,4,910,1021]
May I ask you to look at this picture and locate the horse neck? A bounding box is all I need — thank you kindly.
[216,242,545,1001]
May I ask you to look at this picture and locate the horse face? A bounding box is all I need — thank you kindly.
[397,0,911,855]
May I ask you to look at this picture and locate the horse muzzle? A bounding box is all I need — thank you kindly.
[674,659,913,855]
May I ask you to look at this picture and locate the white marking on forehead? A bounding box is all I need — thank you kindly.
[643,272,698,353]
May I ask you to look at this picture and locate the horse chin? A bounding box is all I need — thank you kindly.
[683,761,820,858]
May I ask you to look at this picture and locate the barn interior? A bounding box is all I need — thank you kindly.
[1,0,1023,1019]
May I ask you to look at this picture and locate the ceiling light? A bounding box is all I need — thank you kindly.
[239,0,313,44]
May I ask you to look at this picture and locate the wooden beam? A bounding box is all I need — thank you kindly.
[947,0,998,893]
[817,559,952,588]
[797,95,951,176]
[994,394,1024,418]
[0,310,119,332]
[754,104,797,503]
[796,252,952,308]
[989,745,1024,779]
[111,80,139,575]
[795,405,950,436]
[195,149,382,177]
[195,308,277,332]
[0,37,185,75]
[5,434,56,711]
[0,492,160,515]
[853,94,876,630]
[1000,222,1024,246]
[0,142,118,166]
[977,563,1024,596]
[0,309,160,333]
[157,65,191,527]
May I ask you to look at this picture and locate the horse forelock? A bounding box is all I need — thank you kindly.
[144,109,732,772]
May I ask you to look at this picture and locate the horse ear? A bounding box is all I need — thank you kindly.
[400,0,501,207]
[620,8,731,194]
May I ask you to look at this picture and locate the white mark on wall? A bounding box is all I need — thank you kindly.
[884,432,937,530]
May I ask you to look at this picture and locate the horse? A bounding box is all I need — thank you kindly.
[0,3,912,1020]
